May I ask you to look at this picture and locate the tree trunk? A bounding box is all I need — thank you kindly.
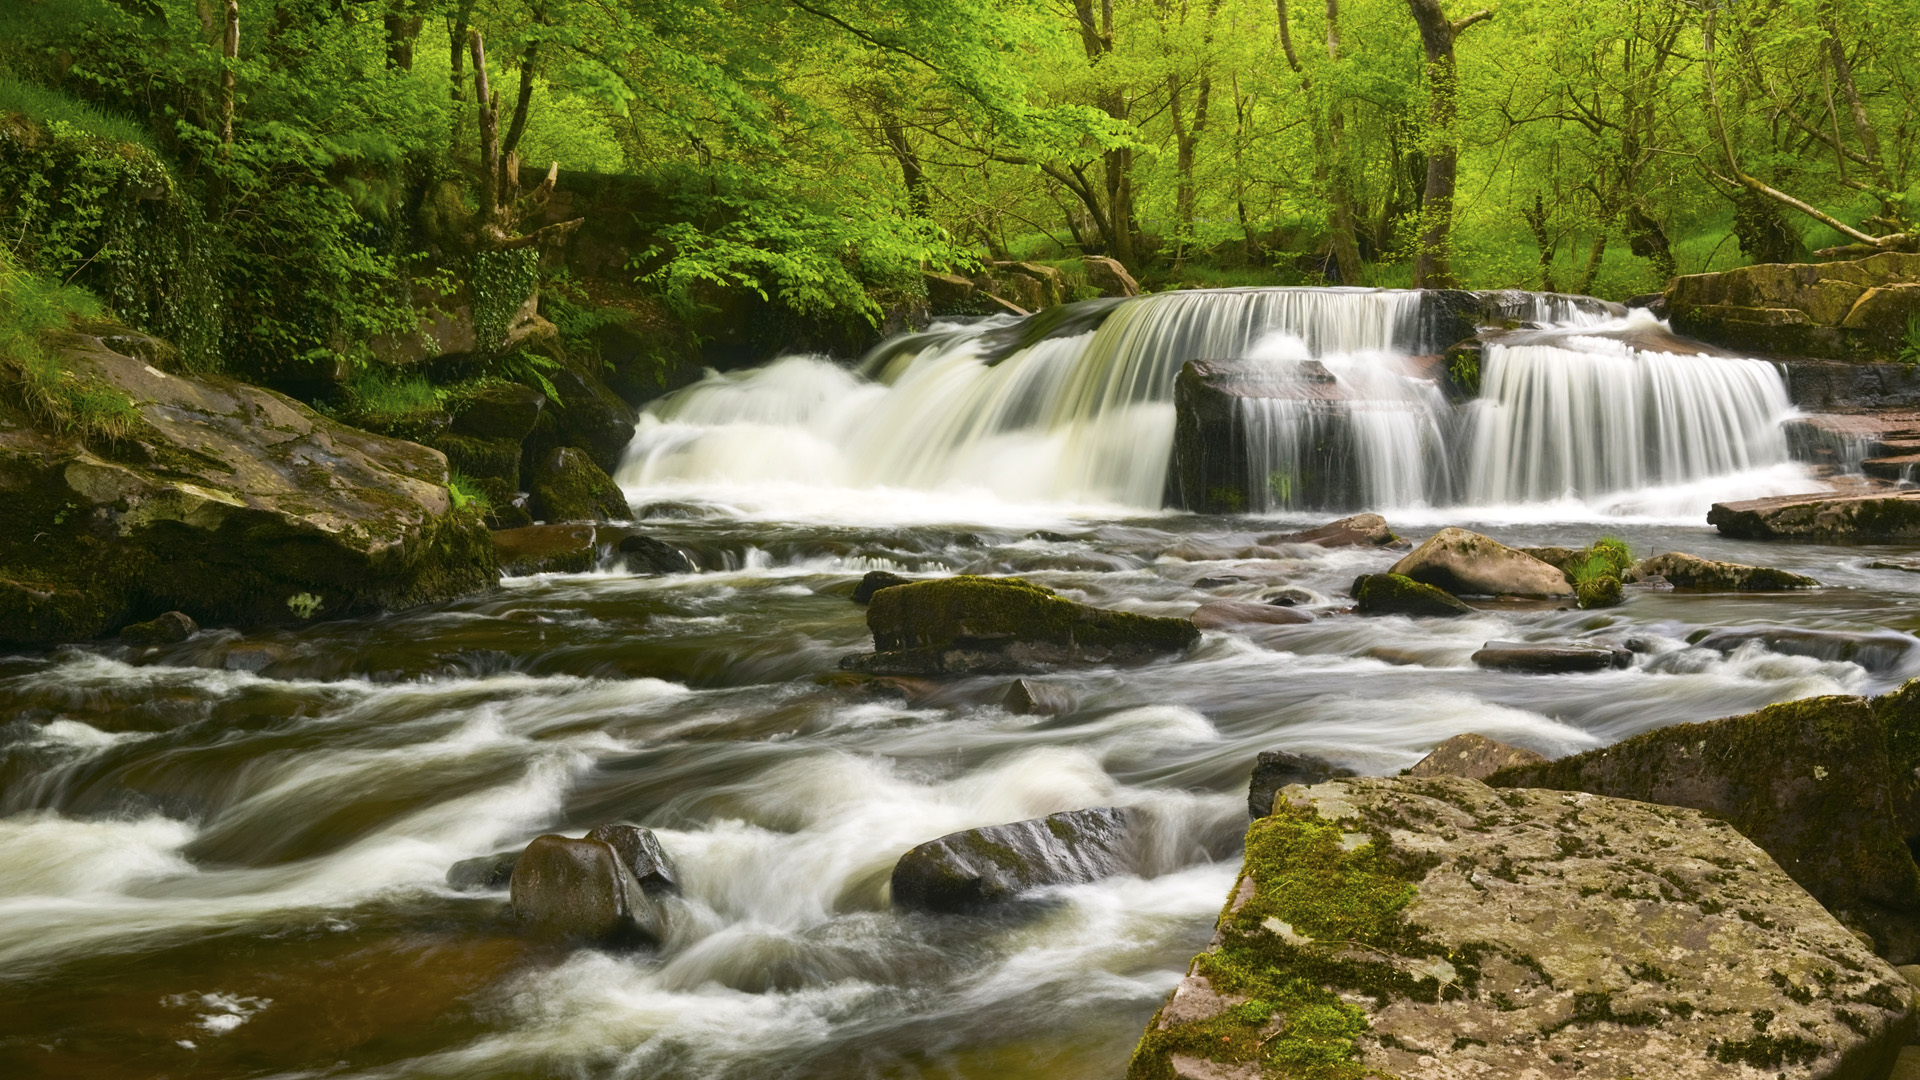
[383,6,423,70]
[1405,0,1491,288]
[883,120,930,218]
[1523,193,1557,292]
[1073,0,1137,270]
[449,0,476,103]
[220,0,239,149]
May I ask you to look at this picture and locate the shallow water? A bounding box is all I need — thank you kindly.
[4,499,1918,1079]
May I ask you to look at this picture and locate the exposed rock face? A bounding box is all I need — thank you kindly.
[584,823,680,895]
[1246,750,1351,818]
[1635,552,1819,590]
[1390,528,1575,598]
[1164,358,1357,514]
[1188,599,1312,629]
[1080,256,1140,298]
[1407,732,1548,780]
[1128,777,1916,1080]
[1711,491,1920,542]
[119,610,197,646]
[841,576,1199,675]
[1351,572,1473,617]
[521,355,639,477]
[890,807,1135,912]
[1691,627,1917,674]
[527,446,630,522]
[1472,641,1634,673]
[852,570,912,605]
[1490,695,1920,961]
[1003,678,1076,715]
[0,332,496,646]
[1260,512,1400,548]
[508,834,667,943]
[1666,251,1920,362]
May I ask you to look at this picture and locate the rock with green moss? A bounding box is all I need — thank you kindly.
[1574,574,1623,609]
[1666,251,1920,362]
[1351,573,1473,617]
[1633,551,1819,590]
[119,610,196,646]
[527,446,630,522]
[1127,776,1916,1080]
[492,523,598,575]
[0,331,496,646]
[1389,527,1575,598]
[1490,695,1920,961]
[1711,491,1920,542]
[891,807,1136,913]
[843,575,1199,675]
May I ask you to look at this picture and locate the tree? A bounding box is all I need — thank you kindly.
[1405,0,1492,287]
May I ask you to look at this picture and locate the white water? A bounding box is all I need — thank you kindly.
[619,288,1806,523]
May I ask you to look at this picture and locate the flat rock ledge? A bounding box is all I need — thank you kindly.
[1710,491,1920,542]
[1127,776,1915,1080]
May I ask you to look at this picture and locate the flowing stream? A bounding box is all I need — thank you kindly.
[4,288,1918,1078]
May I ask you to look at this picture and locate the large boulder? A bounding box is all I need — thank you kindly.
[527,447,630,523]
[508,834,667,944]
[1079,256,1140,298]
[1351,572,1473,617]
[891,807,1136,913]
[1246,750,1351,818]
[841,576,1199,675]
[1666,251,1920,362]
[1490,695,1920,961]
[1635,551,1818,590]
[1260,512,1400,548]
[0,332,496,646]
[1163,358,1358,513]
[1388,527,1575,598]
[1128,777,1916,1080]
[1407,732,1547,780]
[449,381,546,441]
[584,823,680,895]
[1711,491,1920,542]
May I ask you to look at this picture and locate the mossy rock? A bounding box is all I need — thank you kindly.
[1574,574,1623,609]
[527,446,629,522]
[1352,573,1472,617]
[1634,551,1818,590]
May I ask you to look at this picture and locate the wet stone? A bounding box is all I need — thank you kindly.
[1351,573,1472,617]
[120,611,197,646]
[1406,732,1548,781]
[1246,750,1351,818]
[891,807,1137,913]
[1187,599,1311,629]
[508,834,666,944]
[1389,527,1574,598]
[852,570,913,605]
[1002,678,1075,716]
[584,823,679,895]
[1471,640,1632,673]
[1633,551,1818,590]
[446,851,519,892]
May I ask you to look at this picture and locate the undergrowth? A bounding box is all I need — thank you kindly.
[0,75,155,151]
[0,246,136,439]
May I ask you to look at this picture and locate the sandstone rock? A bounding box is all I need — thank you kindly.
[0,331,495,646]
[446,850,519,891]
[1003,678,1076,715]
[1259,512,1400,548]
[1711,490,1920,542]
[508,834,666,944]
[1667,251,1920,362]
[922,271,975,314]
[1246,750,1351,818]
[584,823,679,895]
[1079,256,1139,298]
[1128,776,1916,1080]
[493,523,597,576]
[120,611,197,646]
[1635,551,1819,590]
[528,446,630,522]
[1389,528,1574,598]
[1490,695,1920,961]
[1472,641,1633,673]
[1188,599,1312,629]
[891,807,1135,912]
[1351,573,1473,617]
[852,570,912,605]
[841,576,1199,676]
[1407,732,1547,780]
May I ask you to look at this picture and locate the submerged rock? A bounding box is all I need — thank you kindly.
[1472,640,1633,673]
[446,850,519,891]
[120,611,197,646]
[1490,695,1920,961]
[1634,551,1818,590]
[1710,490,1920,542]
[1127,776,1916,1080]
[1187,599,1312,629]
[1389,527,1574,598]
[851,570,912,605]
[1351,573,1472,617]
[1407,732,1547,781]
[1002,678,1076,716]
[842,576,1198,676]
[612,532,693,575]
[1259,513,1400,548]
[584,823,680,895]
[890,807,1135,912]
[508,834,666,944]
[1246,750,1351,818]
[1690,626,1917,674]
[527,446,629,523]
[492,523,597,576]
[0,331,495,645]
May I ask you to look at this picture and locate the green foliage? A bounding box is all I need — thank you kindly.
[470,249,541,356]
[0,75,153,151]
[344,367,444,422]
[447,470,493,514]
[1899,313,1920,367]
[0,245,136,440]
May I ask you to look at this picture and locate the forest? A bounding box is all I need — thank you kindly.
[0,0,1916,383]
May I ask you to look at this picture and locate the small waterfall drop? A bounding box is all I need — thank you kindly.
[618,289,1812,519]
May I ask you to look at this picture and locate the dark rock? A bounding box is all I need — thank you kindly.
[923,271,975,314]
[528,447,630,523]
[1472,641,1633,673]
[446,850,519,891]
[852,570,912,605]
[890,807,1136,912]
[1406,733,1547,781]
[843,576,1199,676]
[508,834,666,944]
[1389,528,1574,598]
[120,611,197,646]
[450,382,546,441]
[1192,575,1249,590]
[975,297,1129,365]
[1130,776,1918,1079]
[584,823,679,895]
[1259,512,1400,548]
[1634,551,1818,590]
[1247,750,1351,818]
[1188,599,1312,629]
[1782,361,1920,411]
[1712,490,1920,541]
[1260,586,1317,607]
[493,523,597,576]
[521,358,638,476]
[1003,678,1075,715]
[1164,358,1359,513]
[1690,626,1918,674]
[1490,694,1920,961]
[613,533,692,575]
[1625,291,1669,316]
[1079,256,1139,298]
[1351,573,1472,617]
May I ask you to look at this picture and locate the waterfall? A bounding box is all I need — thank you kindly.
[618,289,1809,518]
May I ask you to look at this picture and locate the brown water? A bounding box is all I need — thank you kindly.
[2,509,1916,1079]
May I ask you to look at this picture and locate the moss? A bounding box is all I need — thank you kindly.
[1353,573,1471,618]
[865,575,1199,656]
[1574,574,1623,609]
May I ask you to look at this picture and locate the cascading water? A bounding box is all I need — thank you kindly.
[619,288,1812,519]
